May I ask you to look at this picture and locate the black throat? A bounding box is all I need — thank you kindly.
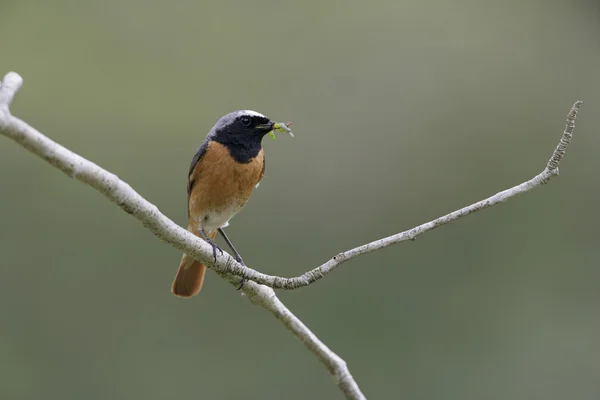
[212,136,263,163]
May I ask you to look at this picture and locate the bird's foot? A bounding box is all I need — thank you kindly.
[205,237,223,262]
[236,278,246,291]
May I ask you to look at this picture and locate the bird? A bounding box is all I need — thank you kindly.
[171,110,277,298]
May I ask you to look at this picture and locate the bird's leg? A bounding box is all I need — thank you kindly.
[218,227,246,290]
[218,228,245,265]
[200,228,223,262]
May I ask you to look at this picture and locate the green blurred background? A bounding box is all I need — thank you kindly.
[1,0,600,399]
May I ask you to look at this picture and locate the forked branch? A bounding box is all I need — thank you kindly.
[0,71,365,400]
[0,70,582,400]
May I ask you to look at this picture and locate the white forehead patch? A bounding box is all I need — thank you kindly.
[241,110,266,118]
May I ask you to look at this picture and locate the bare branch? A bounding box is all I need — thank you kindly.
[0,69,582,399]
[0,70,583,295]
[0,72,366,400]
[241,282,364,399]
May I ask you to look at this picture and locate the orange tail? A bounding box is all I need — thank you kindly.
[171,231,216,298]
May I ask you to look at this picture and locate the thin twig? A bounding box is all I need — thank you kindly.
[0,71,366,400]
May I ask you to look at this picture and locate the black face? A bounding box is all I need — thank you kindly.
[210,112,273,163]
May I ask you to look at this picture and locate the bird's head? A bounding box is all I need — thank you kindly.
[208,110,275,146]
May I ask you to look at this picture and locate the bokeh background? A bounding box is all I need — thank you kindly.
[1,1,600,399]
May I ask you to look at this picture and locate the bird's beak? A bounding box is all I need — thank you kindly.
[255,122,275,131]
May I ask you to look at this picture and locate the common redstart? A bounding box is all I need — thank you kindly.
[171,110,290,298]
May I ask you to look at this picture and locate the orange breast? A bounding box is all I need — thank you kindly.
[188,141,264,231]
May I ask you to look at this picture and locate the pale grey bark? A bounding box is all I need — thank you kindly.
[0,71,364,399]
[0,70,582,400]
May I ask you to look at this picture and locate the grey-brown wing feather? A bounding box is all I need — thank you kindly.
[187,139,209,216]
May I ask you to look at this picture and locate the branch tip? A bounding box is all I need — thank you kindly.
[0,72,24,109]
[546,100,582,171]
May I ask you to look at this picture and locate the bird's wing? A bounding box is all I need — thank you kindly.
[256,155,266,188]
[187,139,209,217]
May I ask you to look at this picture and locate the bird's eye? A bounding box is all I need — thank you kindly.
[240,116,251,126]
